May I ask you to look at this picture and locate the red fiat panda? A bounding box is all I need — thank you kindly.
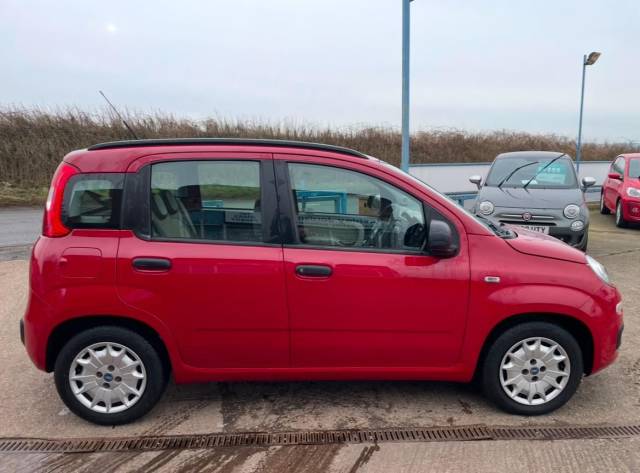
[22,139,623,425]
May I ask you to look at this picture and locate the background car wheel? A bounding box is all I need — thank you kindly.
[482,322,583,415]
[54,326,168,425]
[615,200,627,228]
[600,193,610,215]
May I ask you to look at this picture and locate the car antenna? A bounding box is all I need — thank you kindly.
[98,90,139,140]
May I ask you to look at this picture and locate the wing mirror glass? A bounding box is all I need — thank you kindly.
[426,220,458,258]
[469,175,482,189]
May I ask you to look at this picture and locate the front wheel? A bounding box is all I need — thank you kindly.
[600,193,610,215]
[54,326,168,425]
[482,322,583,415]
[616,200,627,228]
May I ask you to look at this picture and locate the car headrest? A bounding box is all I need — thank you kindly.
[151,191,169,219]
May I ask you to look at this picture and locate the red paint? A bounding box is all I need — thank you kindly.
[602,154,640,223]
[23,142,623,386]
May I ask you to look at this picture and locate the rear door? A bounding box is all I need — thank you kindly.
[275,155,470,369]
[116,153,289,369]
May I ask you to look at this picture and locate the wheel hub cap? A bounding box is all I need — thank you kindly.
[499,337,571,406]
[69,342,147,414]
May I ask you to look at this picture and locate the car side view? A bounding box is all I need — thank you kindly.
[22,139,623,425]
[600,154,640,227]
[469,151,596,251]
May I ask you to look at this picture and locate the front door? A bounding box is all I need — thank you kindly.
[277,158,470,369]
[117,154,289,369]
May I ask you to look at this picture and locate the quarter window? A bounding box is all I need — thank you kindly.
[288,163,426,251]
[63,174,123,229]
[150,161,262,242]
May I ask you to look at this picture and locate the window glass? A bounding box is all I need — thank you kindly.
[629,159,640,179]
[63,174,123,229]
[288,163,426,251]
[614,158,626,175]
[150,161,262,242]
[485,156,578,189]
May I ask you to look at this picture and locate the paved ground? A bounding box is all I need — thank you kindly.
[0,208,638,471]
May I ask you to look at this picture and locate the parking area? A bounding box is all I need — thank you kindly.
[0,208,639,471]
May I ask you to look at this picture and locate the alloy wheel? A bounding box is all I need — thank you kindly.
[499,337,570,406]
[68,342,147,414]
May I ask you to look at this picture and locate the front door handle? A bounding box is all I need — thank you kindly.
[296,264,332,277]
[132,257,172,271]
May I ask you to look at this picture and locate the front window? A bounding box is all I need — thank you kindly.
[629,159,640,179]
[484,155,578,189]
[288,163,426,251]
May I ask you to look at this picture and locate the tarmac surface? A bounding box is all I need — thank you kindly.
[0,207,638,472]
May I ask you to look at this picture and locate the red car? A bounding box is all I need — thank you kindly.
[600,153,640,227]
[22,139,623,425]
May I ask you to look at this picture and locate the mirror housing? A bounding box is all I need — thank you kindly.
[469,175,482,189]
[426,220,458,258]
[608,172,622,180]
[581,176,596,189]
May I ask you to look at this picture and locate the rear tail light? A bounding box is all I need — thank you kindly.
[42,162,79,237]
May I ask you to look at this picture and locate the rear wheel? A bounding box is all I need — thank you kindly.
[600,192,610,214]
[54,326,168,425]
[616,200,627,228]
[482,322,583,415]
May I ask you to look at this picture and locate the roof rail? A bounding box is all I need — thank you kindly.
[87,138,369,159]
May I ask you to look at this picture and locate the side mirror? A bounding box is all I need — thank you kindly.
[469,175,482,189]
[608,172,622,180]
[426,220,458,258]
[581,176,596,189]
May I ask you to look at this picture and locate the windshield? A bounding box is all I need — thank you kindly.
[485,156,578,189]
[630,159,640,179]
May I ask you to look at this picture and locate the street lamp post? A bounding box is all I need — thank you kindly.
[575,51,601,172]
[400,0,413,172]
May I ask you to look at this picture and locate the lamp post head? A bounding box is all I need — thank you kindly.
[584,51,601,66]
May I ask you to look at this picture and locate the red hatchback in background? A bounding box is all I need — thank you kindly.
[600,153,640,227]
[22,139,623,425]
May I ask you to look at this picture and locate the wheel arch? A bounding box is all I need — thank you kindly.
[46,316,172,375]
[474,313,594,379]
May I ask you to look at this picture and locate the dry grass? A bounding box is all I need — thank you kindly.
[0,107,637,205]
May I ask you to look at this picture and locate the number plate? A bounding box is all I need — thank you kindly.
[515,225,549,234]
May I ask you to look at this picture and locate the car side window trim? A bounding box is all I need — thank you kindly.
[122,158,281,246]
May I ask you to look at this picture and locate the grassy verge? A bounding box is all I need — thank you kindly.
[0,183,47,207]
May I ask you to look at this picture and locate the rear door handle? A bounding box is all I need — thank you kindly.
[296,264,332,277]
[132,257,172,271]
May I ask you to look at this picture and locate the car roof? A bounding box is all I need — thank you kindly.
[87,138,369,159]
[494,151,572,160]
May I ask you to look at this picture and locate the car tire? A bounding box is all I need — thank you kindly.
[54,326,168,425]
[482,322,583,416]
[615,200,627,228]
[577,233,588,252]
[600,193,610,215]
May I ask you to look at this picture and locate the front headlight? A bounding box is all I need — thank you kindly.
[563,204,580,219]
[586,255,611,285]
[478,201,494,215]
[627,187,640,198]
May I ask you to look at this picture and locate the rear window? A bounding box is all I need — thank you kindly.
[63,174,124,229]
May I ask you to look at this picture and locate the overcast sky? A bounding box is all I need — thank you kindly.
[1,0,638,142]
